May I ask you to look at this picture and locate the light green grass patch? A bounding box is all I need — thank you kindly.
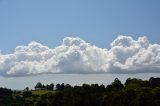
[32,90,55,96]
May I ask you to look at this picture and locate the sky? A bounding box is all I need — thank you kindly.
[0,0,160,53]
[0,0,160,89]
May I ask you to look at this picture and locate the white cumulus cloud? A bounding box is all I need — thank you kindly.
[0,36,160,77]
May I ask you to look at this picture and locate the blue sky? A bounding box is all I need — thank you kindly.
[0,0,160,53]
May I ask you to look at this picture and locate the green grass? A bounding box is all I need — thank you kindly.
[32,90,55,96]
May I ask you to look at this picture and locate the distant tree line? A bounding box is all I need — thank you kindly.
[35,82,54,90]
[0,77,160,106]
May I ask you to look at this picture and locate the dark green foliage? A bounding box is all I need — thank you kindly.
[56,83,65,90]
[23,87,32,97]
[0,87,12,95]
[111,78,124,90]
[46,83,54,90]
[35,82,54,90]
[149,77,160,88]
[0,87,12,105]
[0,77,160,106]
[125,78,149,89]
[35,82,43,88]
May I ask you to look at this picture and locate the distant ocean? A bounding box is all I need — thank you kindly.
[0,73,160,90]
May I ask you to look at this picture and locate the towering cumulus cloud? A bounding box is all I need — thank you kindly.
[0,36,160,77]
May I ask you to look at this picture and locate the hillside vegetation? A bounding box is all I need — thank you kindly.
[0,77,160,106]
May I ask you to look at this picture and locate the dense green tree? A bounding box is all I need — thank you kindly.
[49,83,54,90]
[56,83,65,90]
[111,78,124,91]
[125,78,149,89]
[35,82,43,89]
[152,87,160,106]
[149,77,160,88]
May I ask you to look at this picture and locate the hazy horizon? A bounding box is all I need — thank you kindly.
[1,73,160,90]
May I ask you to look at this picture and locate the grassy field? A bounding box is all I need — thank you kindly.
[32,90,55,96]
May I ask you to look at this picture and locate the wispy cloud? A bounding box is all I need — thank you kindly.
[0,36,160,77]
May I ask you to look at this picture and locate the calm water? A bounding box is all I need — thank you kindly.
[0,73,160,90]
